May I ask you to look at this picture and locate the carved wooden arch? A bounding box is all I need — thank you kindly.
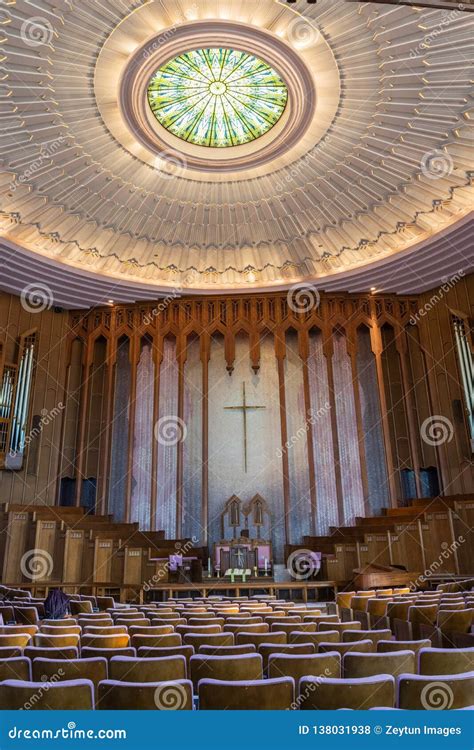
[221,494,242,538]
[243,493,271,528]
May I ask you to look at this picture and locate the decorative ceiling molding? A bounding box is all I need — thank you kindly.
[115,21,320,174]
[345,1,474,11]
[1,214,472,309]
[0,0,472,294]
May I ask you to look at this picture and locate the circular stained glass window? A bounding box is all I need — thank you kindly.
[147,48,288,148]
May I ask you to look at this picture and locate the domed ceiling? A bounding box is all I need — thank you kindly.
[0,0,472,305]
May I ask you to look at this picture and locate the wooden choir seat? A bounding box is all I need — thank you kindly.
[131,634,181,649]
[268,652,341,681]
[32,658,107,701]
[343,650,416,678]
[115,619,151,628]
[34,634,80,649]
[0,647,23,659]
[0,625,38,636]
[176,624,221,635]
[318,621,361,635]
[0,634,31,649]
[98,680,193,710]
[40,625,81,636]
[80,647,136,661]
[198,677,295,710]
[109,655,187,683]
[129,625,179,636]
[0,679,94,710]
[377,639,431,657]
[271,622,315,636]
[319,640,374,656]
[258,643,315,673]
[190,653,263,691]
[224,624,268,635]
[437,609,474,648]
[81,634,130,649]
[184,633,233,649]
[418,647,474,675]
[397,672,474,710]
[70,601,93,616]
[199,644,256,656]
[342,629,393,647]
[235,632,286,648]
[14,607,40,625]
[299,675,395,710]
[24,646,79,661]
[289,631,339,646]
[137,645,195,670]
[264,615,302,627]
[0,657,31,681]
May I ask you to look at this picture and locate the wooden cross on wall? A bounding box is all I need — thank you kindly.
[224,382,266,472]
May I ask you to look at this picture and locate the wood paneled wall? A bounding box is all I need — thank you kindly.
[0,291,70,504]
[416,273,474,494]
[0,275,472,516]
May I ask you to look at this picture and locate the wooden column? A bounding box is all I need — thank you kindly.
[369,312,398,507]
[395,327,423,498]
[97,336,116,515]
[74,335,93,508]
[323,328,345,526]
[125,332,139,523]
[299,328,317,536]
[150,335,163,531]
[416,319,451,493]
[275,330,291,545]
[201,332,210,545]
[346,327,370,515]
[175,334,186,539]
[54,336,74,505]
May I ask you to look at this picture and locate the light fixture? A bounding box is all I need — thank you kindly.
[147,48,288,148]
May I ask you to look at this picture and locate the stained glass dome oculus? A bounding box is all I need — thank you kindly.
[147,48,288,148]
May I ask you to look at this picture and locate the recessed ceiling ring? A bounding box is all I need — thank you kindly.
[118,21,317,173]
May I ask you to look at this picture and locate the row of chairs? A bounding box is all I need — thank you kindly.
[336,590,473,647]
[0,670,472,709]
[1,641,472,683]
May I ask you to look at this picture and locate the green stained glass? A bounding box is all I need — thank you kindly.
[147,48,288,148]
